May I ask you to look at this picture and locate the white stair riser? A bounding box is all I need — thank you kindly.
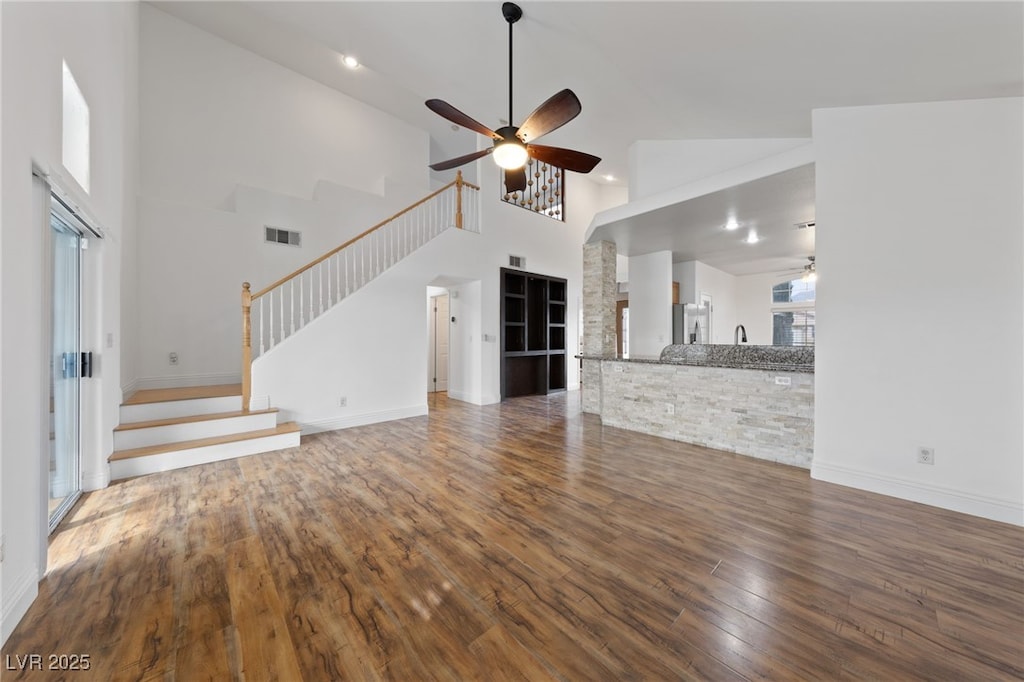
[114,412,279,450]
[109,431,300,481]
[120,396,242,423]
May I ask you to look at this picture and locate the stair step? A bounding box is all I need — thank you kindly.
[113,409,281,450]
[115,408,278,431]
[120,393,243,423]
[108,423,301,481]
[110,423,300,461]
[123,384,242,405]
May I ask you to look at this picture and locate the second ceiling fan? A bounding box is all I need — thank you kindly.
[426,2,601,193]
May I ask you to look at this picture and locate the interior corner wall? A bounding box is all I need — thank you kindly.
[812,97,1024,525]
[1,1,138,645]
[629,251,673,357]
[693,262,737,345]
[734,272,784,345]
[135,6,430,388]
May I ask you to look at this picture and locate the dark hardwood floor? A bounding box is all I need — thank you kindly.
[4,392,1023,680]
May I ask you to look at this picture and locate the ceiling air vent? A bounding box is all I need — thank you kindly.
[795,220,816,230]
[508,254,526,269]
[265,226,301,247]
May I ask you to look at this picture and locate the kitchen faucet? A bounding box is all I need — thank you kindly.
[734,324,747,344]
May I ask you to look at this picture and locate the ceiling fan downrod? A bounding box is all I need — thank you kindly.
[503,2,522,126]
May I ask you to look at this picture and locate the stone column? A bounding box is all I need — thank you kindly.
[582,241,617,414]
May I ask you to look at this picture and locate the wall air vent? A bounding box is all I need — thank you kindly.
[795,220,816,230]
[508,254,526,269]
[265,226,301,247]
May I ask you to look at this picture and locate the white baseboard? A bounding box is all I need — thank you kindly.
[82,466,111,492]
[811,461,1024,527]
[446,389,478,405]
[2,566,39,645]
[249,395,271,411]
[134,372,240,391]
[121,377,139,402]
[300,405,427,435]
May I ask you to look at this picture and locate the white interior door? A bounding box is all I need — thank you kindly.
[430,294,450,392]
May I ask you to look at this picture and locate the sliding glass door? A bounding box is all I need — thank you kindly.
[49,213,82,531]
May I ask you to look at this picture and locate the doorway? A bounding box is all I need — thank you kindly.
[48,204,84,531]
[428,293,449,393]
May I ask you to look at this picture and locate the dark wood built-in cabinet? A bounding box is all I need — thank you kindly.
[501,268,567,398]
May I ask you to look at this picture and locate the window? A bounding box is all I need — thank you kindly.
[62,61,90,193]
[771,278,815,346]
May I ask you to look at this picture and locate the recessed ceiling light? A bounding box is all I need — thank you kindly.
[342,54,360,69]
[603,174,616,182]
[724,218,740,231]
[745,231,759,244]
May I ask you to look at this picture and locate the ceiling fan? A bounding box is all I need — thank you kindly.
[425,2,601,193]
[775,256,817,282]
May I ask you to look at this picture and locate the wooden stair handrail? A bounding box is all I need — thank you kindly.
[251,172,479,300]
[241,171,479,411]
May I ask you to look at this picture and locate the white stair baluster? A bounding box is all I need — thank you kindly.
[289,281,295,335]
[299,272,305,328]
[279,286,284,342]
[259,298,265,355]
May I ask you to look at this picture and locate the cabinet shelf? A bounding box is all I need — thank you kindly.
[501,268,568,398]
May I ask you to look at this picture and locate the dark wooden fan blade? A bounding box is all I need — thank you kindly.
[527,144,601,173]
[516,89,582,143]
[504,167,528,193]
[429,148,492,171]
[425,100,500,139]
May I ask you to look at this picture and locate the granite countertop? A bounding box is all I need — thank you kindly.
[578,344,814,373]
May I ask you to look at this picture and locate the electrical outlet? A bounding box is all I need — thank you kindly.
[613,364,624,373]
[168,352,178,365]
[775,376,792,386]
[665,403,675,415]
[338,396,347,407]
[917,446,935,465]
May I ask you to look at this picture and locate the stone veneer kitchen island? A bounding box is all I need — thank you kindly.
[581,345,814,468]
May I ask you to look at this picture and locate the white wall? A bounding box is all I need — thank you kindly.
[628,138,810,200]
[693,261,737,345]
[671,260,738,344]
[812,97,1023,525]
[253,157,599,430]
[735,272,784,345]
[628,251,673,357]
[1,1,138,644]
[135,6,429,388]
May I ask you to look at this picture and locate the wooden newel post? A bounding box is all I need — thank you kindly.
[455,170,464,229]
[241,282,252,413]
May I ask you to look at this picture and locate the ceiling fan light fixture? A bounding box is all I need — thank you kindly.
[493,140,528,170]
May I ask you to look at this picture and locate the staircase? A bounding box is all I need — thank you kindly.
[110,173,480,480]
[109,385,300,480]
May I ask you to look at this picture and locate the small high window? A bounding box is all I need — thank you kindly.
[62,61,90,193]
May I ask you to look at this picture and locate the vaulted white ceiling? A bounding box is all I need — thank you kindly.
[152,1,1023,274]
